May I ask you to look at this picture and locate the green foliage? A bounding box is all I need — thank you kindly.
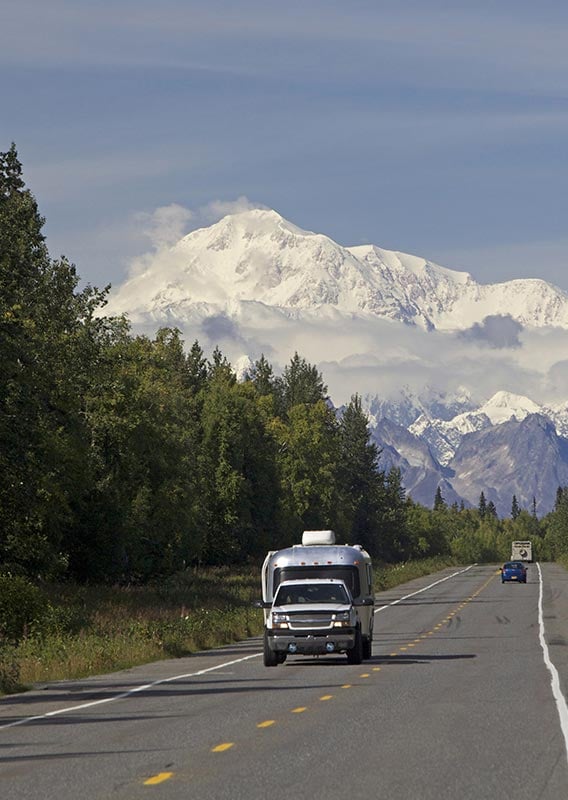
[278,352,327,413]
[0,576,50,642]
[271,399,339,535]
[335,394,384,551]
[3,145,567,591]
[0,145,114,577]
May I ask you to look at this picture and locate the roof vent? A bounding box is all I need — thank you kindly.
[302,530,336,546]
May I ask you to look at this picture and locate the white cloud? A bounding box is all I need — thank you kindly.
[134,204,195,249]
[199,197,268,224]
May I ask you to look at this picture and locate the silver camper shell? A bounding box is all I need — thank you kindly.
[261,530,374,609]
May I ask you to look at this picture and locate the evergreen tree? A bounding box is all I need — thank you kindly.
[379,467,411,561]
[271,399,339,536]
[278,352,327,412]
[478,491,487,518]
[433,486,446,511]
[0,144,111,576]
[186,339,208,392]
[198,372,279,564]
[486,500,498,518]
[335,394,383,553]
[247,354,274,395]
[80,329,201,581]
[511,494,520,520]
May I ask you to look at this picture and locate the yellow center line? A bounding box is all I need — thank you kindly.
[406,643,415,647]
[257,720,275,728]
[372,667,381,672]
[144,773,173,786]
[341,684,352,688]
[212,743,234,752]
[292,707,307,713]
[399,647,408,651]
[360,673,370,678]
[320,695,333,701]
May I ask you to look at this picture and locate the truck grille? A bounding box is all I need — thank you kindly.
[287,612,333,630]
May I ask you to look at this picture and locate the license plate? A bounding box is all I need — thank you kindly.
[510,576,517,580]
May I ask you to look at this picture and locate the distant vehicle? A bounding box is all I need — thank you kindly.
[256,530,375,665]
[511,540,532,562]
[501,561,527,583]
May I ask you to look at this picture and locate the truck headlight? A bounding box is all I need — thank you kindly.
[271,613,289,629]
[333,611,351,627]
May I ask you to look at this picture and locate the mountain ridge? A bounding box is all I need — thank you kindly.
[105,208,568,332]
[101,208,568,516]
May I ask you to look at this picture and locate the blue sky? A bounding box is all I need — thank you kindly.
[2,0,568,291]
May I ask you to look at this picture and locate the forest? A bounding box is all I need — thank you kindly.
[2,143,568,590]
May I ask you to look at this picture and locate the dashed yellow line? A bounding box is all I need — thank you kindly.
[144,773,173,786]
[188,569,500,779]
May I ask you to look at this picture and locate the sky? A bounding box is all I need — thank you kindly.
[2,0,568,296]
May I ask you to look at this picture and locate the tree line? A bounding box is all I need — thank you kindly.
[2,144,568,584]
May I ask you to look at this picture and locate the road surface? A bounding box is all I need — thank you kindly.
[2,562,568,799]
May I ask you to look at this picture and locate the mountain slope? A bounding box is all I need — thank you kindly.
[448,414,568,516]
[104,209,568,331]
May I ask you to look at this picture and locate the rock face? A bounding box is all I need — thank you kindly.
[448,414,568,517]
[371,409,568,516]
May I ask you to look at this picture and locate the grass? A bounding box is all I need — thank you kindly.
[374,556,458,592]
[0,557,457,696]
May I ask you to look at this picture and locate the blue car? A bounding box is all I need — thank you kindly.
[501,561,527,583]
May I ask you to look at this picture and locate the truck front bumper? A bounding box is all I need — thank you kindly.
[267,630,356,655]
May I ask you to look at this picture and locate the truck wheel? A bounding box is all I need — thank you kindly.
[263,631,279,667]
[362,634,372,660]
[277,651,287,663]
[347,628,363,665]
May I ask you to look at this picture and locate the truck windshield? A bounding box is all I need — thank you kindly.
[275,584,349,605]
[274,566,360,598]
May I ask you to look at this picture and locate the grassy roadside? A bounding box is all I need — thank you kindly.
[0,556,456,696]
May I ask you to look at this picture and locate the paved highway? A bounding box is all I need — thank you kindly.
[2,563,568,799]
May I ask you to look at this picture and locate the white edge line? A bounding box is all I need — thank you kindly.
[0,652,261,731]
[1,563,476,732]
[374,564,475,614]
[537,562,568,762]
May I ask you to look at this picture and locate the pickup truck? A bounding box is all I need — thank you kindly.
[261,577,372,666]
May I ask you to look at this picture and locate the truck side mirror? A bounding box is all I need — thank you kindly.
[253,600,271,609]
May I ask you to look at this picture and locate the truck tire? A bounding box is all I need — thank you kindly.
[263,631,279,667]
[363,633,372,660]
[347,627,363,665]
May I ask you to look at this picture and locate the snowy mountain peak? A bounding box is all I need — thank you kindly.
[103,208,568,333]
[479,391,542,424]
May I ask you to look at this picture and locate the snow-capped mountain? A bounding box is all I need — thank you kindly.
[105,209,568,331]
[103,207,568,515]
[406,391,548,466]
[367,389,568,514]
